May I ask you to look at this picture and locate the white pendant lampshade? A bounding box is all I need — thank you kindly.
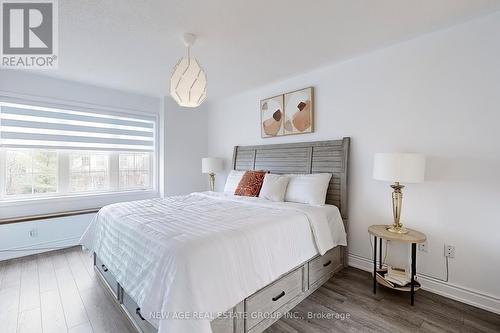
[170,33,207,108]
[373,153,426,183]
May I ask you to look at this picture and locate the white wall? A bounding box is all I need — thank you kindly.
[207,13,500,312]
[164,97,209,195]
[0,70,160,114]
[0,71,163,259]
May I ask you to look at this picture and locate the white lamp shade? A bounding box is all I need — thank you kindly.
[202,157,223,174]
[373,153,425,183]
[170,57,207,108]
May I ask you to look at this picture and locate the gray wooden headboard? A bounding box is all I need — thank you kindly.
[231,137,350,220]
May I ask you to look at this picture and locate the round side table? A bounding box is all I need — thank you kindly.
[368,225,426,305]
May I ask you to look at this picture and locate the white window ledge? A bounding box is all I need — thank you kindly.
[0,189,160,221]
[0,208,100,225]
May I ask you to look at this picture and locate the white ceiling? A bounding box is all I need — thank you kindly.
[27,0,500,100]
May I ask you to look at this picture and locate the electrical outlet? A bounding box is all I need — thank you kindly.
[418,242,428,252]
[444,245,455,258]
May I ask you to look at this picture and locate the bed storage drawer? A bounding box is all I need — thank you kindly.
[308,246,341,288]
[245,267,303,330]
[122,291,157,333]
[95,256,119,298]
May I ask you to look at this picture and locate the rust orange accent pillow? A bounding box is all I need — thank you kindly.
[234,171,267,197]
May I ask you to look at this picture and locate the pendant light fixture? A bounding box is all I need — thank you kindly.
[170,33,207,108]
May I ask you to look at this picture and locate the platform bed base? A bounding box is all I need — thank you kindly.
[93,246,345,333]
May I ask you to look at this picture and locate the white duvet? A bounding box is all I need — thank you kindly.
[80,192,346,333]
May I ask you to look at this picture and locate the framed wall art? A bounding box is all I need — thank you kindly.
[260,87,313,138]
[260,94,284,138]
[283,87,314,135]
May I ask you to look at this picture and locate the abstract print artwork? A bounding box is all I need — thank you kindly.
[261,94,284,137]
[284,87,314,135]
[261,87,314,138]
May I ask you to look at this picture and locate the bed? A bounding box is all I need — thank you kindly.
[80,138,350,333]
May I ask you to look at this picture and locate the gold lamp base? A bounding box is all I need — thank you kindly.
[386,182,409,234]
[208,173,215,192]
[387,224,408,234]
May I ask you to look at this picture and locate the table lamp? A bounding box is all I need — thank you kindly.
[202,157,223,191]
[373,153,425,234]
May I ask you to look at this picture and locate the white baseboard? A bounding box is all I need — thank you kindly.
[0,237,81,261]
[348,253,500,315]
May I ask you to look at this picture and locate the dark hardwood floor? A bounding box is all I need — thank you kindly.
[265,267,500,333]
[1,247,499,333]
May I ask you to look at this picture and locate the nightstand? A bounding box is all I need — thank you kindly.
[368,225,426,305]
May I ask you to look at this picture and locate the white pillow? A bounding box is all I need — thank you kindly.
[223,170,246,193]
[284,173,332,205]
[259,174,290,202]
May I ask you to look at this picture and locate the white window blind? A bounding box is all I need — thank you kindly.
[0,103,155,152]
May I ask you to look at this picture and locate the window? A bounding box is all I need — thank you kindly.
[70,153,109,192]
[119,153,151,189]
[5,149,57,196]
[0,102,157,201]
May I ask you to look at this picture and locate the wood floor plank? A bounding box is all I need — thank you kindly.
[0,260,21,333]
[419,320,455,333]
[77,249,96,280]
[0,307,18,333]
[18,257,40,312]
[285,297,369,333]
[65,249,95,293]
[37,252,58,293]
[51,249,90,329]
[0,286,20,312]
[463,316,500,333]
[0,288,19,333]
[462,305,500,333]
[17,307,42,333]
[0,258,22,291]
[264,320,300,333]
[79,286,135,333]
[68,322,94,333]
[40,289,69,333]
